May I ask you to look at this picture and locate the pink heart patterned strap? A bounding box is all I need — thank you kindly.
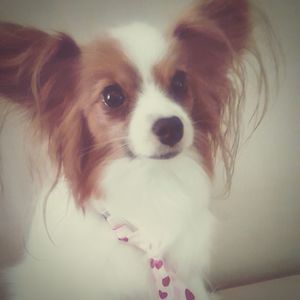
[100,209,196,300]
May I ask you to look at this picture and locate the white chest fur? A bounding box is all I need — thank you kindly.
[7,154,214,300]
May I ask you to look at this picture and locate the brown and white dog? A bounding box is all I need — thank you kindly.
[0,0,270,299]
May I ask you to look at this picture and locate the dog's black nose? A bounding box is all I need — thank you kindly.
[152,116,184,147]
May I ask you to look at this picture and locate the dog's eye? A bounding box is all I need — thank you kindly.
[170,70,187,100]
[102,84,125,108]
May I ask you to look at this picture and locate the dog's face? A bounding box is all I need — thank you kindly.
[83,23,195,163]
[0,0,252,204]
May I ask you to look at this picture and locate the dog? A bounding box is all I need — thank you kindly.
[0,0,271,299]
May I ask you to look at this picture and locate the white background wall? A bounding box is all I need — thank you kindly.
[0,0,299,290]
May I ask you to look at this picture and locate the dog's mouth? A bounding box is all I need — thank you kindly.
[150,151,179,160]
[125,146,179,160]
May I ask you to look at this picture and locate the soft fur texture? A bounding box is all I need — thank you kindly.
[0,0,268,299]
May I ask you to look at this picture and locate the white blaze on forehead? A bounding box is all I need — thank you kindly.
[110,22,195,159]
[110,22,168,81]
[127,83,194,157]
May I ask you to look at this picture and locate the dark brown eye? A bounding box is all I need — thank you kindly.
[102,84,125,108]
[170,70,187,100]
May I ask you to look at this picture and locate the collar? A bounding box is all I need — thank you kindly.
[98,207,196,300]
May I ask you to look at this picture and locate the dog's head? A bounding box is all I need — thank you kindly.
[0,0,265,205]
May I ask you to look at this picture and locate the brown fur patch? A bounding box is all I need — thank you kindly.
[74,38,141,203]
[0,23,141,205]
[160,0,271,185]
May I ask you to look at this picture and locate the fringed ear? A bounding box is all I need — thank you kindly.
[55,110,96,205]
[0,23,97,205]
[200,0,250,53]
[171,0,256,187]
[0,22,80,118]
[173,0,250,76]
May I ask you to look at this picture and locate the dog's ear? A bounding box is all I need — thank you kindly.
[199,0,249,54]
[0,23,96,204]
[0,22,80,117]
[173,0,250,76]
[171,0,253,181]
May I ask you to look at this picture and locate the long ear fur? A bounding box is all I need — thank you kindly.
[172,0,272,189]
[200,0,250,53]
[174,0,250,74]
[0,23,98,205]
[0,22,80,114]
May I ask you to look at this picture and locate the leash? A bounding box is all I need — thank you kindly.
[100,209,196,300]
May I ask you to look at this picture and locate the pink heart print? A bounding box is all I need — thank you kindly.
[150,258,163,269]
[185,288,195,300]
[159,290,168,299]
[118,237,129,242]
[162,276,171,287]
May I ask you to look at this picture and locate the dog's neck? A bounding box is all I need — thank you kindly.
[91,152,211,251]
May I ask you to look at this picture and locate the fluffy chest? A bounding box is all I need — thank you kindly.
[99,155,211,250]
[10,154,213,300]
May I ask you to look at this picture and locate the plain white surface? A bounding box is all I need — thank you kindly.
[0,0,299,292]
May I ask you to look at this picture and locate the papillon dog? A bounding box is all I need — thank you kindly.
[0,0,272,299]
